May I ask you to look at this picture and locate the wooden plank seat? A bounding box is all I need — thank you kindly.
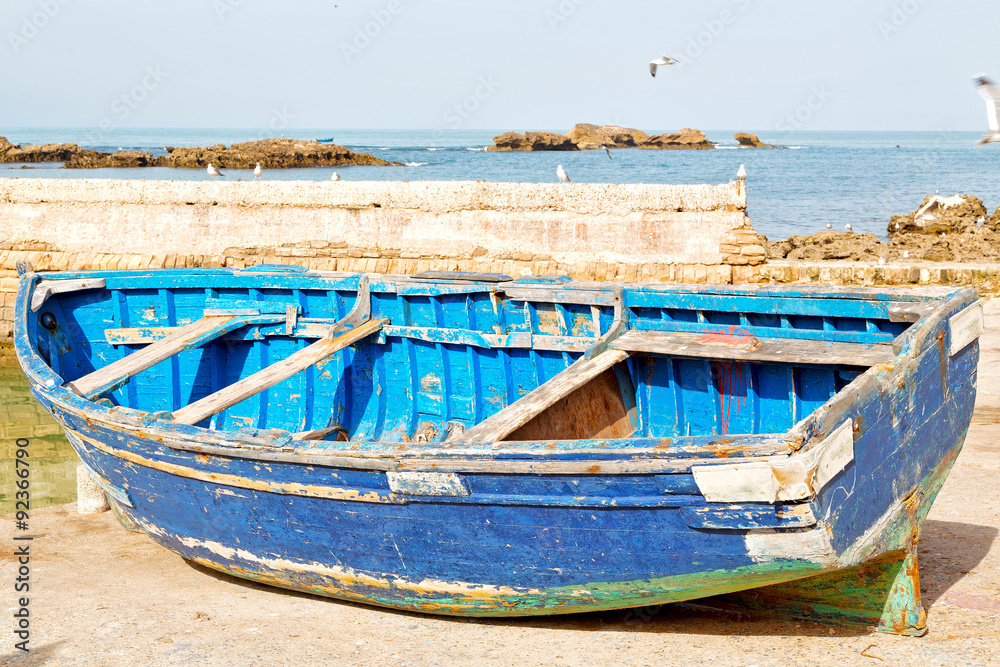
[610,330,897,366]
[68,315,240,400]
[461,349,631,443]
[172,317,387,426]
[71,312,290,401]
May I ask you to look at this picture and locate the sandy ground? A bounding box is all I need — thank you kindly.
[2,303,1000,666]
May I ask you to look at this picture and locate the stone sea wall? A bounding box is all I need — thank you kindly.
[0,177,758,342]
[0,178,757,265]
[2,178,1000,344]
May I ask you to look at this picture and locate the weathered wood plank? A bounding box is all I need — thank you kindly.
[68,315,235,400]
[948,302,984,357]
[161,438,791,475]
[502,286,619,306]
[291,425,348,441]
[182,313,287,350]
[30,277,106,312]
[103,322,597,353]
[172,317,387,426]
[461,349,630,442]
[611,330,896,366]
[202,298,298,315]
[104,326,182,346]
[410,270,511,283]
[507,366,634,441]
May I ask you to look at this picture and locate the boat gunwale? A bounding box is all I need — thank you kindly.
[26,266,964,301]
[38,388,801,473]
[787,288,980,449]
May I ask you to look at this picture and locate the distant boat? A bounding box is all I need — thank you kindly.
[315,137,335,143]
[13,263,983,636]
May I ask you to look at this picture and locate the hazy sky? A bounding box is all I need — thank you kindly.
[1,0,997,133]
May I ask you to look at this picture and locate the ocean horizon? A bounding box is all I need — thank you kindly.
[2,128,998,242]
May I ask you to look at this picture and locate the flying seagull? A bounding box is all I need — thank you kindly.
[600,144,612,160]
[207,163,224,177]
[556,164,570,183]
[649,55,678,78]
[330,172,341,181]
[253,162,262,179]
[973,74,1000,145]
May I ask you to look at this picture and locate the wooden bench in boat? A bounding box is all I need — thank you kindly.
[171,317,386,426]
[609,331,898,366]
[68,311,292,400]
[68,315,236,400]
[73,275,387,427]
[461,349,631,442]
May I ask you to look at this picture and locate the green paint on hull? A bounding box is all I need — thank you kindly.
[706,435,966,636]
[706,550,926,635]
[179,549,827,617]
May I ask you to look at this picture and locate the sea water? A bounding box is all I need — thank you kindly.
[0,361,77,514]
[3,128,999,240]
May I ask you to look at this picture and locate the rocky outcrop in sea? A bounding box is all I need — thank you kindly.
[734,133,786,149]
[159,138,400,169]
[765,194,1000,263]
[566,124,649,149]
[487,124,715,151]
[639,128,714,150]
[0,137,401,169]
[486,131,578,152]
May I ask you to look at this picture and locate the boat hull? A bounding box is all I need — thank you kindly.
[37,355,974,621]
[13,266,982,631]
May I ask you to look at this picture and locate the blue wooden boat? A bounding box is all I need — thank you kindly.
[315,137,335,143]
[13,262,983,635]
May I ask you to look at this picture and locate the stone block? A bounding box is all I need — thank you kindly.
[76,465,110,515]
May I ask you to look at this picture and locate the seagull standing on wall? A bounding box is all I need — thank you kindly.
[974,74,1000,145]
[556,165,570,183]
[207,163,224,177]
[253,162,262,179]
[331,172,341,181]
[649,55,678,77]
